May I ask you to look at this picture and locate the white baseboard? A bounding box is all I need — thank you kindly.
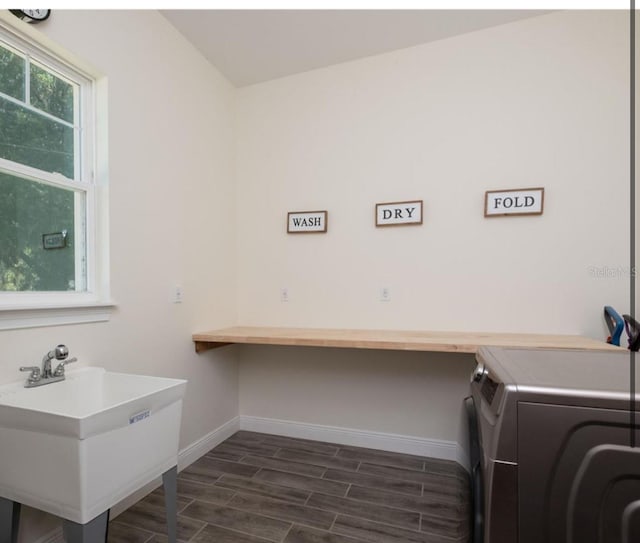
[178,416,240,472]
[239,415,468,470]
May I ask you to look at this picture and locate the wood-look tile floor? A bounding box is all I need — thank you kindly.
[109,431,470,543]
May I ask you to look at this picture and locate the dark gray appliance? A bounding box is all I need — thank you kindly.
[467,346,640,543]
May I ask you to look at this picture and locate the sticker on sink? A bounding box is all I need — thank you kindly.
[129,409,150,425]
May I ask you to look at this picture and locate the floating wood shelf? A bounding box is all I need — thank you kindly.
[192,326,622,354]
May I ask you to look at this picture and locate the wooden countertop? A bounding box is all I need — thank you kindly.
[192,326,622,354]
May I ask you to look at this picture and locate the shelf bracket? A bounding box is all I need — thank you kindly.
[194,341,233,353]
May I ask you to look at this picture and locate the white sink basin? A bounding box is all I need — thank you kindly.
[0,367,187,524]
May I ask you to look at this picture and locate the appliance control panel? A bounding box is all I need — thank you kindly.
[472,362,500,406]
[481,375,499,405]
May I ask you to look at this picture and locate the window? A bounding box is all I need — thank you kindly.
[0,23,109,328]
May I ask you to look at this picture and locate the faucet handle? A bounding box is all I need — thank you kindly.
[19,366,41,382]
[53,357,77,377]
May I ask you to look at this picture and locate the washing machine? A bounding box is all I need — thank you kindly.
[466,346,640,543]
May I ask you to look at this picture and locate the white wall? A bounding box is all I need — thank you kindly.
[0,10,239,541]
[236,10,630,449]
[239,346,475,441]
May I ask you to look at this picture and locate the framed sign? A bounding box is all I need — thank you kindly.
[484,187,544,217]
[42,231,67,250]
[376,200,423,227]
[287,210,328,233]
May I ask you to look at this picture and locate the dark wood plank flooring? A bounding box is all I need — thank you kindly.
[109,431,470,543]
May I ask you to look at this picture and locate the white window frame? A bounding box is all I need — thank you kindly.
[0,20,111,330]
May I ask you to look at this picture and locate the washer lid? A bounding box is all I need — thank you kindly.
[477,346,636,398]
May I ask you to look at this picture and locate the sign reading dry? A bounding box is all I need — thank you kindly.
[376,200,423,227]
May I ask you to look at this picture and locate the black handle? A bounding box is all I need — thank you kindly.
[623,315,640,352]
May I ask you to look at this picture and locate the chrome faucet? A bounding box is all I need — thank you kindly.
[42,344,67,378]
[20,344,77,388]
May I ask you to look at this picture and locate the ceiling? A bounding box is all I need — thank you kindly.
[162,10,550,87]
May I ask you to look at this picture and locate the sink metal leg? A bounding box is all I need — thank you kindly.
[163,466,178,543]
[62,510,109,543]
[0,498,20,543]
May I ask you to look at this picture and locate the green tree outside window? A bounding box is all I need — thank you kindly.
[0,42,81,292]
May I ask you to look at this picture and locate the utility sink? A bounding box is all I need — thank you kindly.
[0,367,187,524]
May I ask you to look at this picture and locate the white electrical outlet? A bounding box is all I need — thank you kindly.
[380,287,391,302]
[172,285,183,304]
[280,288,289,302]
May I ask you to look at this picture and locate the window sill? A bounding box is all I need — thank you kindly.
[0,302,115,331]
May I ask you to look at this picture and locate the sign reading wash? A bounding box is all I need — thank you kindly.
[485,187,544,217]
[287,210,328,233]
[376,200,423,227]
